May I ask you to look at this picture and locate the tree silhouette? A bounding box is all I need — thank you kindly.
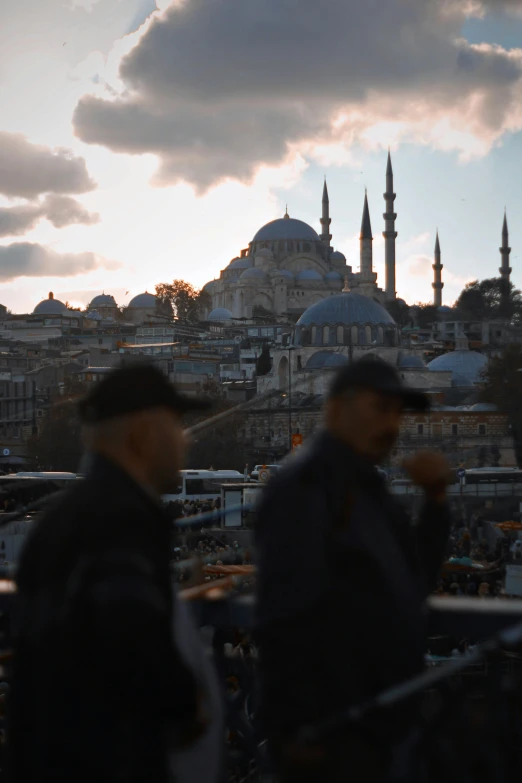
[155,279,210,323]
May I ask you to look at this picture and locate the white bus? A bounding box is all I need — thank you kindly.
[163,469,242,504]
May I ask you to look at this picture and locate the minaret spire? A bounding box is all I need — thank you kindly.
[359,191,377,293]
[500,209,512,286]
[432,230,444,307]
[360,191,373,240]
[320,177,332,247]
[383,149,397,300]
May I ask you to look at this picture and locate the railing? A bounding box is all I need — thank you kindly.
[2,505,522,780]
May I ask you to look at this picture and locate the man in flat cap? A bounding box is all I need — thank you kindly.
[256,357,452,782]
[10,364,214,783]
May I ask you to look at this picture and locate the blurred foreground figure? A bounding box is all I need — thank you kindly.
[10,365,213,783]
[256,357,452,782]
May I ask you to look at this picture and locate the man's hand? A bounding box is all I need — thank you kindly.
[403,451,452,502]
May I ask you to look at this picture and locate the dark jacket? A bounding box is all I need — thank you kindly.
[255,431,451,745]
[9,454,198,783]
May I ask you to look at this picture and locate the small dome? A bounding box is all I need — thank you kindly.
[240,267,268,281]
[297,292,396,327]
[33,292,68,315]
[470,403,498,412]
[86,309,102,321]
[208,307,233,321]
[253,217,320,243]
[256,248,274,258]
[228,257,254,270]
[330,251,346,261]
[128,292,157,308]
[427,350,487,385]
[89,293,116,307]
[272,269,294,280]
[203,280,216,293]
[398,354,425,369]
[306,351,349,369]
[325,271,342,282]
[296,269,323,282]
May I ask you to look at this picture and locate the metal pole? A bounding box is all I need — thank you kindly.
[288,347,292,452]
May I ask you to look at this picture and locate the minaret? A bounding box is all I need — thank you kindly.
[383,150,397,300]
[359,190,376,286]
[360,189,373,271]
[432,231,444,307]
[320,178,332,247]
[499,209,512,285]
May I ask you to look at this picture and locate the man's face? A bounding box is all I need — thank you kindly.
[139,407,186,494]
[327,389,403,463]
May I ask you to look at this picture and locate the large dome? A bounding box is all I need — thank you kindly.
[33,292,68,315]
[253,217,320,243]
[427,350,487,385]
[89,293,116,307]
[297,292,395,327]
[128,292,157,308]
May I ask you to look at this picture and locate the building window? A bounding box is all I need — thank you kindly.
[337,325,344,344]
[417,424,424,435]
[452,424,458,436]
[323,326,329,344]
[297,355,302,370]
[478,424,486,435]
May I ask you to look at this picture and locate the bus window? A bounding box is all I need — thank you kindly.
[185,478,220,495]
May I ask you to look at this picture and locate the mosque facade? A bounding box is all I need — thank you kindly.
[203,153,400,322]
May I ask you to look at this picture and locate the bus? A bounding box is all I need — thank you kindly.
[162,469,243,504]
[463,468,522,485]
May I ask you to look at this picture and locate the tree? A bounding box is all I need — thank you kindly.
[155,280,211,323]
[455,277,522,322]
[480,344,522,465]
[385,299,411,328]
[413,303,439,329]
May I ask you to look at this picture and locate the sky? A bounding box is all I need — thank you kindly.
[2,0,522,313]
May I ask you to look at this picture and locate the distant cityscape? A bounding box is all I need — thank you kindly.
[0,152,521,474]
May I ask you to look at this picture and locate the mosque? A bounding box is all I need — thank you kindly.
[203,153,400,322]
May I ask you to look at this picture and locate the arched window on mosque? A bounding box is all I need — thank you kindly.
[311,326,317,344]
[365,325,372,345]
[377,326,384,344]
[329,328,336,346]
[303,242,311,253]
[337,325,344,344]
[351,325,358,345]
[323,326,329,344]
[359,327,366,345]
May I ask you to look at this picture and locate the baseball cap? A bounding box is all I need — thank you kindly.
[328,356,429,411]
[78,363,212,424]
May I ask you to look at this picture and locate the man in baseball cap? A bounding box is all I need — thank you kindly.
[256,356,452,781]
[12,364,214,782]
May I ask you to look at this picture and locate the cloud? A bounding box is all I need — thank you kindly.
[0,132,96,199]
[0,243,118,282]
[41,195,100,229]
[73,0,522,190]
[0,195,99,237]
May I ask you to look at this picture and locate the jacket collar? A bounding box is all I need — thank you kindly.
[84,452,165,514]
[314,429,384,489]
